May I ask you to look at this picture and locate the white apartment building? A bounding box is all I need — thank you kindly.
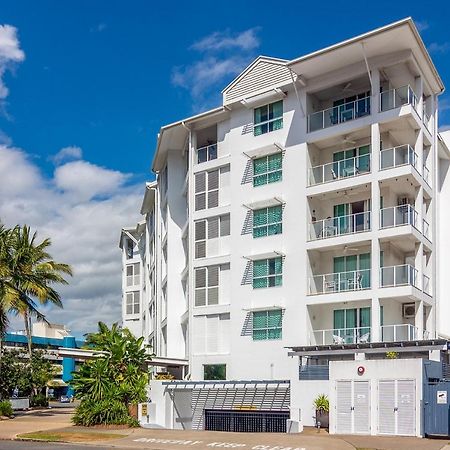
[122,18,450,435]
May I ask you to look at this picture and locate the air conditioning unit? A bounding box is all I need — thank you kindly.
[402,303,416,318]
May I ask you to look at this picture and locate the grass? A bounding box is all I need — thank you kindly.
[17,430,127,443]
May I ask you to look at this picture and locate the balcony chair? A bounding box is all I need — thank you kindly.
[348,273,363,290]
[332,334,345,345]
[324,279,337,292]
[358,332,370,344]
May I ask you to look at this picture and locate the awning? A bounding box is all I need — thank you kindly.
[243,251,285,261]
[240,88,286,109]
[242,305,285,312]
[243,197,284,210]
[243,142,285,159]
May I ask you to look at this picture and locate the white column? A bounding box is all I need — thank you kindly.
[371,123,381,342]
[415,242,423,291]
[415,186,424,233]
[415,300,424,340]
[415,129,424,177]
[415,76,424,120]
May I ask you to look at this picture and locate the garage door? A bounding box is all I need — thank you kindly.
[336,380,370,434]
[378,379,415,436]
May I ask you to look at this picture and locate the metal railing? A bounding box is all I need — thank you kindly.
[308,96,371,132]
[380,264,418,288]
[423,219,431,240]
[423,165,431,186]
[310,211,371,240]
[380,144,417,170]
[309,269,371,295]
[308,154,371,185]
[379,204,418,229]
[299,364,329,380]
[311,327,371,345]
[379,85,418,112]
[380,324,419,342]
[197,143,217,164]
[423,274,431,296]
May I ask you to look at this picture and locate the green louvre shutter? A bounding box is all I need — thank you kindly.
[253,154,282,186]
[253,206,282,238]
[268,205,282,235]
[253,259,268,288]
[268,153,282,183]
[253,208,268,238]
[267,310,282,339]
[252,311,268,340]
[271,257,283,287]
[253,157,268,186]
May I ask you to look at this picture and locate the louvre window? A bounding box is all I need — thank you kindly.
[253,153,282,187]
[194,215,230,259]
[253,206,282,238]
[126,291,140,315]
[126,263,140,287]
[195,169,220,211]
[195,265,220,306]
[252,310,282,340]
[254,100,283,136]
[253,257,283,289]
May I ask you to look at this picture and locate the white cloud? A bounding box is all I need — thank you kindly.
[0,24,25,100]
[191,28,260,52]
[0,145,142,335]
[428,42,450,54]
[90,23,107,33]
[54,159,129,202]
[172,27,261,111]
[51,146,83,165]
[415,20,429,33]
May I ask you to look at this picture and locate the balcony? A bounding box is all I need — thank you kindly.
[310,324,428,345]
[308,154,371,186]
[423,165,431,186]
[308,96,371,132]
[380,144,417,171]
[423,219,431,241]
[308,269,371,295]
[423,274,431,296]
[379,85,418,112]
[380,204,418,229]
[197,143,217,164]
[380,264,418,288]
[309,211,371,241]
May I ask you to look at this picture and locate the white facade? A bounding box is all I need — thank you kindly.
[120,18,450,395]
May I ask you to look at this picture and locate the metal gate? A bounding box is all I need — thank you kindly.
[204,409,289,433]
[424,381,450,437]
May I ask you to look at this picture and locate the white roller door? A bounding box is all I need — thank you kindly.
[336,380,370,434]
[378,379,415,436]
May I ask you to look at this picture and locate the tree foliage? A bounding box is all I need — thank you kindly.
[71,322,150,426]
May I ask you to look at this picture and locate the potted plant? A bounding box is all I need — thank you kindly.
[313,394,329,429]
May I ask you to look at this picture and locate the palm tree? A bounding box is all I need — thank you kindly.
[6,225,73,357]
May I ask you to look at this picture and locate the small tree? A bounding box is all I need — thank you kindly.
[71,322,150,426]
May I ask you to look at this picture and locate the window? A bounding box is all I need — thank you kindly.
[126,239,134,259]
[126,263,140,286]
[253,153,282,187]
[253,206,282,238]
[254,100,283,136]
[197,144,217,164]
[204,364,226,380]
[195,215,230,258]
[252,310,282,340]
[195,169,219,211]
[195,265,219,306]
[126,291,140,315]
[253,257,282,289]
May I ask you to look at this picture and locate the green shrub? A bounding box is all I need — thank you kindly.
[313,394,329,412]
[72,398,138,427]
[30,393,48,408]
[0,400,13,417]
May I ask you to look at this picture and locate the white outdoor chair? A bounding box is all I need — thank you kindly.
[348,273,363,290]
[358,332,370,344]
[332,335,345,345]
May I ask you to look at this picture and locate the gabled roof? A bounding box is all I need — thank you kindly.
[222,56,293,106]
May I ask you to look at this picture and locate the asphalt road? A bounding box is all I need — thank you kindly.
[0,442,113,450]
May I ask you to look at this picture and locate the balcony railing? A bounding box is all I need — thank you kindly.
[380,324,420,342]
[311,326,371,345]
[380,144,417,171]
[423,219,431,240]
[309,211,371,240]
[380,264,418,288]
[308,154,371,185]
[308,96,371,132]
[308,269,371,295]
[423,274,431,296]
[380,85,418,112]
[379,204,418,229]
[196,143,217,164]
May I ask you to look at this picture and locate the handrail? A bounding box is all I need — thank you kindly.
[379,144,417,170]
[380,264,418,288]
[380,324,418,342]
[308,153,371,185]
[379,85,418,112]
[308,96,371,132]
[379,204,418,229]
[311,326,371,345]
[310,211,371,240]
[309,269,371,294]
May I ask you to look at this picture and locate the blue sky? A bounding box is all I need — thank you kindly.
[0,0,449,335]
